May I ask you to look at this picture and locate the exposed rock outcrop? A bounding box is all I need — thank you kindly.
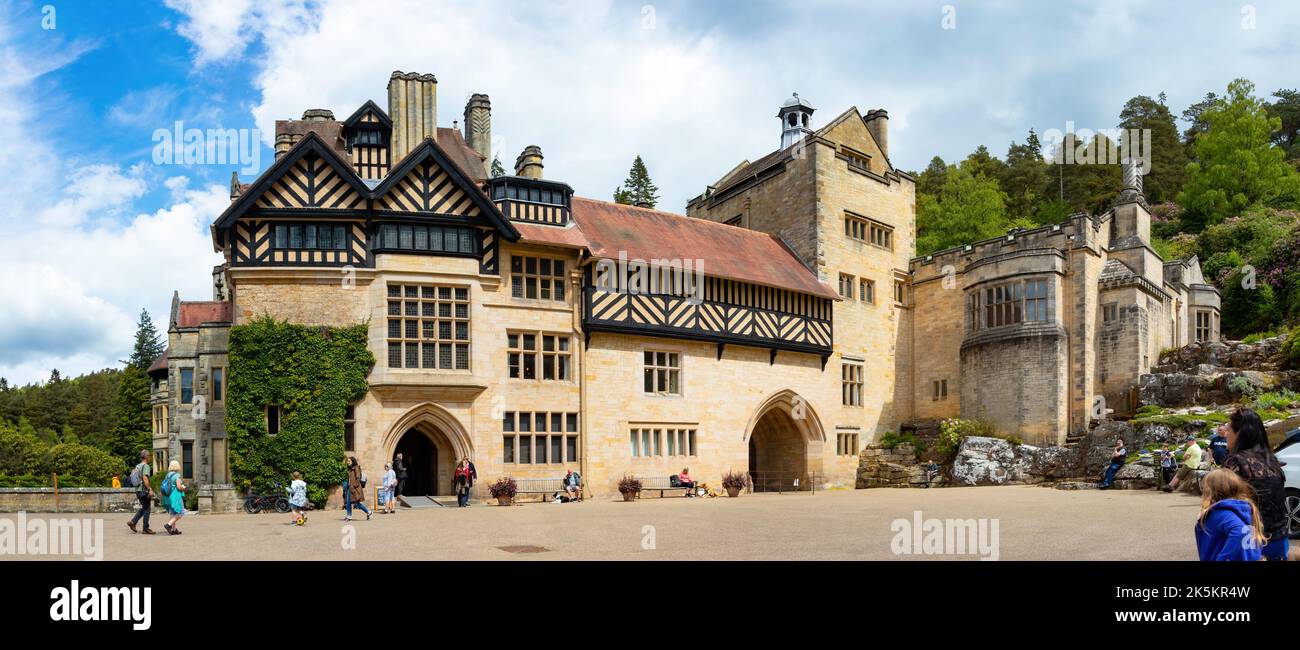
[1139,337,1300,408]
[856,444,946,488]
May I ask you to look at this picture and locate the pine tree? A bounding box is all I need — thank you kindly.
[613,155,660,208]
[1000,130,1051,223]
[960,145,1007,182]
[1181,92,1220,160]
[107,364,151,468]
[915,156,948,197]
[106,309,165,467]
[128,309,165,370]
[490,155,506,178]
[1118,94,1187,203]
[1266,88,1300,161]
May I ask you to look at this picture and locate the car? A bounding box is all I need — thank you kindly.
[1275,428,1300,539]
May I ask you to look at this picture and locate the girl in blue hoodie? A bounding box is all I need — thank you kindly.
[1194,469,1265,562]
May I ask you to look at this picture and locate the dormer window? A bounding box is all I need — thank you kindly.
[350,128,383,147]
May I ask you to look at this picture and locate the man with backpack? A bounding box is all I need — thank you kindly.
[126,450,157,535]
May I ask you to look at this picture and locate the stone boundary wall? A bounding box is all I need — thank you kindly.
[0,487,139,513]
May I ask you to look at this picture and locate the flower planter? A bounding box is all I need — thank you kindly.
[725,486,741,498]
[496,495,512,506]
[620,490,637,502]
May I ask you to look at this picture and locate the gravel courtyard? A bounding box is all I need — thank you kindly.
[3,486,1203,561]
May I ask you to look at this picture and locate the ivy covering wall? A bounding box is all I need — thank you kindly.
[227,318,373,506]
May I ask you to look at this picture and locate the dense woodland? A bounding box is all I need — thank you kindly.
[911,78,1300,343]
[4,79,1299,486]
[0,310,163,486]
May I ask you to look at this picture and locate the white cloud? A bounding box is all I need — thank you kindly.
[165,0,797,211]
[0,12,226,385]
[161,0,1300,212]
[108,85,178,127]
[163,0,317,65]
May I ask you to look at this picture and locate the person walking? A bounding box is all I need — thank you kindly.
[1220,408,1290,561]
[1164,436,1204,492]
[287,471,308,525]
[343,456,371,521]
[161,460,186,535]
[1098,439,1126,489]
[126,450,156,535]
[453,459,475,507]
[381,462,397,514]
[1194,469,1265,561]
[393,453,407,498]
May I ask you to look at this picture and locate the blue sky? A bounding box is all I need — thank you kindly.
[1,0,1298,385]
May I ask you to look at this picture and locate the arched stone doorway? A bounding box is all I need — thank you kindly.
[395,427,448,496]
[745,390,824,492]
[383,403,473,497]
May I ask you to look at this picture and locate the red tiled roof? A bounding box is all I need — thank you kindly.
[513,221,590,250]
[569,197,838,299]
[176,301,232,328]
[435,128,486,182]
[146,349,169,375]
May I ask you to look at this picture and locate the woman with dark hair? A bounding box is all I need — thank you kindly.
[1221,408,1289,561]
[343,456,371,521]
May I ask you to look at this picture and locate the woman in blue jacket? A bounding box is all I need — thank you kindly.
[1194,469,1265,562]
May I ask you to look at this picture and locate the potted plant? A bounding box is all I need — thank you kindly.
[721,470,747,497]
[618,475,642,502]
[488,477,517,506]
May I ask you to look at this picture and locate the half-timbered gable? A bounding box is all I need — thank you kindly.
[213,132,371,268]
[342,100,392,181]
[370,138,518,275]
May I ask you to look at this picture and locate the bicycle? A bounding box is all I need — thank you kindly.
[243,482,291,514]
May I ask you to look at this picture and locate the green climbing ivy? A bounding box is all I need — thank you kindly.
[226,318,373,506]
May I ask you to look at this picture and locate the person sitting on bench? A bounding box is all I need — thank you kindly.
[677,468,696,496]
[562,468,581,501]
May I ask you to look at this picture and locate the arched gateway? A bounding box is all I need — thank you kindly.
[744,390,825,492]
[382,403,473,497]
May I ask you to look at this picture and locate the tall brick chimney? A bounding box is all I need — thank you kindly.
[388,71,437,161]
[463,93,492,177]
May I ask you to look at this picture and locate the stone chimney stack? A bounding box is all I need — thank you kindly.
[274,133,295,159]
[464,93,492,177]
[388,71,438,162]
[301,108,334,122]
[515,145,544,179]
[864,109,889,159]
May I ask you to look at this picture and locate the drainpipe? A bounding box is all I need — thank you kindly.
[574,255,590,499]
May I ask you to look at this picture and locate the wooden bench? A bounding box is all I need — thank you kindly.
[635,476,694,498]
[514,478,582,501]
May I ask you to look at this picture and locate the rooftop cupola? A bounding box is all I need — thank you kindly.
[778,92,815,150]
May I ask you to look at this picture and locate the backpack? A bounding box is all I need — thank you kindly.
[127,464,143,488]
[160,472,175,497]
